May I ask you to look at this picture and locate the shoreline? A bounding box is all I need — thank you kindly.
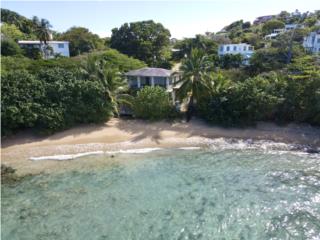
[2,118,320,176]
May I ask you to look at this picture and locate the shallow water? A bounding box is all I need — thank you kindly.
[2,147,320,240]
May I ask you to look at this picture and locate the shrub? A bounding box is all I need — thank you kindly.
[36,68,113,133]
[132,86,175,120]
[198,72,285,126]
[218,54,243,69]
[1,70,44,135]
[1,68,114,136]
[1,39,23,56]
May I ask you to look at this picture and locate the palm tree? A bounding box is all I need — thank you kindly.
[82,54,132,116]
[175,48,212,121]
[32,17,52,59]
[101,69,133,116]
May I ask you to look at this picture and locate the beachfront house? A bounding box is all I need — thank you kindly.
[18,40,70,58]
[218,43,254,65]
[125,67,181,103]
[125,67,173,89]
[303,31,320,54]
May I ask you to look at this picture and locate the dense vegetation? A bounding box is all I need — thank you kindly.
[1,8,320,137]
[57,27,106,56]
[132,86,176,120]
[198,58,320,126]
[110,20,172,68]
[1,49,145,136]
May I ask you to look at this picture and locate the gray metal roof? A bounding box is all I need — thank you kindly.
[125,67,172,77]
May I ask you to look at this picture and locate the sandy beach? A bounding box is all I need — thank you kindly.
[2,118,320,175]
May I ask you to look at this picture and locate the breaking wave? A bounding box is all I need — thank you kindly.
[29,138,319,161]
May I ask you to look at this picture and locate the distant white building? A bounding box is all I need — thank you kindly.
[18,41,70,58]
[218,43,254,64]
[285,24,299,31]
[303,31,320,54]
[265,29,285,40]
[265,24,303,40]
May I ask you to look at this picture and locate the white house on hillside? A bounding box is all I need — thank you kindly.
[265,24,302,40]
[18,41,70,58]
[303,31,320,54]
[218,43,254,64]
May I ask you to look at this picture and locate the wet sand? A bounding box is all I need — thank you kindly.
[2,118,320,175]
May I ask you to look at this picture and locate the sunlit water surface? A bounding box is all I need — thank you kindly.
[2,147,320,240]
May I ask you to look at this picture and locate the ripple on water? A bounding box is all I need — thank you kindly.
[2,147,320,240]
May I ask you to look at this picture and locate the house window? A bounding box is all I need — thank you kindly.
[140,77,151,87]
[154,77,166,87]
[58,43,64,48]
[226,46,230,51]
[233,46,237,51]
[243,46,247,51]
[220,46,224,51]
[317,38,320,43]
[248,46,253,51]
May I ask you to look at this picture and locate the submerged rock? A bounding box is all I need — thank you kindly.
[1,164,18,184]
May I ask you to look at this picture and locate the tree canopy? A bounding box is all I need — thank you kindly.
[110,20,171,67]
[58,27,106,56]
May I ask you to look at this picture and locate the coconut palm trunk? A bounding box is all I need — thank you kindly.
[175,49,212,122]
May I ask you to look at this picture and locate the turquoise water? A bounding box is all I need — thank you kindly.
[2,147,320,239]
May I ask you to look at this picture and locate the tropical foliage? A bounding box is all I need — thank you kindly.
[1,7,320,137]
[176,49,212,121]
[1,49,146,136]
[110,20,171,67]
[132,86,175,120]
[1,68,114,135]
[58,27,106,56]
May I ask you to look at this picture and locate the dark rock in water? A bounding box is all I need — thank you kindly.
[306,148,319,154]
[1,164,19,184]
[1,164,16,175]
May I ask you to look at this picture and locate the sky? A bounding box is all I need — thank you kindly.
[2,0,320,39]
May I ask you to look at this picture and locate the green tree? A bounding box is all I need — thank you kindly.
[58,27,105,56]
[132,86,174,120]
[262,20,285,34]
[277,56,320,124]
[37,68,113,132]
[172,35,217,61]
[198,72,285,126]
[0,23,32,41]
[81,53,133,116]
[110,20,171,67]
[218,54,243,69]
[1,8,35,35]
[176,49,212,121]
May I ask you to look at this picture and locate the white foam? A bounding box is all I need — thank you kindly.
[178,147,201,150]
[105,148,162,154]
[29,148,162,161]
[30,151,104,161]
